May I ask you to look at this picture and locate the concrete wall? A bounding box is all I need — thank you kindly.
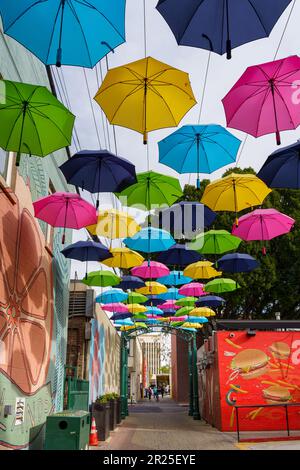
[171,334,189,404]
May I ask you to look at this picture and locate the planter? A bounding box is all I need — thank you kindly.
[116,398,122,424]
[92,402,110,441]
[109,399,117,431]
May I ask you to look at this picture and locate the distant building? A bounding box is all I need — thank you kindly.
[128,337,143,402]
[139,333,162,386]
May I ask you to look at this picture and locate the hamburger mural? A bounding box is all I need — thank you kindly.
[216,331,300,432]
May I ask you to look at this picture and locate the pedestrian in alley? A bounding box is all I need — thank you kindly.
[161,386,165,399]
[148,386,152,400]
[153,385,159,402]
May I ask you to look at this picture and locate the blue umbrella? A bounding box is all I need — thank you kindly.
[159,125,241,188]
[59,150,137,208]
[114,319,134,326]
[145,297,164,307]
[144,318,160,325]
[115,275,145,290]
[61,240,112,277]
[96,288,128,304]
[110,312,133,321]
[257,141,300,189]
[157,287,184,301]
[157,244,202,268]
[187,316,208,323]
[146,307,164,316]
[216,253,259,273]
[124,227,176,254]
[156,0,292,59]
[0,0,126,67]
[158,271,192,287]
[196,296,225,308]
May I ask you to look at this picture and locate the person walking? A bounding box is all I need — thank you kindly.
[161,386,165,399]
[153,385,159,402]
[148,386,152,400]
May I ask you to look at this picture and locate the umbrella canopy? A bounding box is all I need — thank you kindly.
[127,304,147,314]
[33,192,97,243]
[125,292,148,304]
[94,56,196,144]
[96,289,128,304]
[102,247,144,269]
[205,278,240,294]
[156,0,292,59]
[114,319,134,326]
[110,312,133,321]
[187,316,208,324]
[189,307,216,318]
[0,0,126,68]
[102,303,129,313]
[160,300,180,311]
[87,209,141,240]
[59,150,137,207]
[257,141,300,189]
[157,287,184,301]
[82,270,120,287]
[201,173,271,224]
[188,229,241,254]
[157,244,202,268]
[159,124,241,188]
[175,297,198,307]
[132,322,148,329]
[179,282,205,297]
[196,296,225,308]
[117,171,183,211]
[184,261,222,280]
[161,310,177,318]
[132,312,148,320]
[61,240,111,262]
[222,55,300,145]
[144,296,164,306]
[119,325,137,331]
[0,80,75,166]
[131,261,170,279]
[136,281,168,296]
[216,254,259,273]
[175,306,194,317]
[124,227,176,254]
[146,306,164,316]
[157,271,192,287]
[182,322,203,329]
[115,275,145,290]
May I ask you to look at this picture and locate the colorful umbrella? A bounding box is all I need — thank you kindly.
[127,304,147,314]
[189,307,216,318]
[131,261,170,279]
[232,208,295,254]
[156,0,292,59]
[196,296,225,308]
[184,261,222,280]
[157,244,202,268]
[0,80,74,166]
[102,303,129,313]
[157,271,192,287]
[102,247,144,269]
[94,56,196,144]
[115,275,145,290]
[157,287,184,301]
[82,270,120,287]
[146,307,164,316]
[201,173,271,225]
[0,0,126,67]
[136,281,168,296]
[124,227,176,254]
[175,297,198,307]
[188,229,241,254]
[179,282,205,297]
[182,322,203,329]
[33,192,97,243]
[59,150,137,208]
[144,296,164,306]
[132,312,148,320]
[114,319,134,326]
[204,278,240,294]
[96,289,128,304]
[87,209,141,240]
[111,312,133,321]
[257,141,300,189]
[61,240,112,276]
[175,306,194,317]
[216,254,259,273]
[159,124,241,188]
[222,55,300,145]
[160,300,180,311]
[125,292,148,304]
[186,316,208,324]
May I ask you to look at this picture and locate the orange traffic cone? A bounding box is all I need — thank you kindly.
[89,417,98,447]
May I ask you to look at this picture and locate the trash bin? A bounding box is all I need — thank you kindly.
[44,410,90,450]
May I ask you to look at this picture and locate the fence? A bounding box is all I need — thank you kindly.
[64,366,89,412]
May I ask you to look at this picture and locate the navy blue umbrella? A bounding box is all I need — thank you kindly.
[110,312,133,321]
[196,295,225,308]
[157,244,202,267]
[145,297,164,307]
[61,240,112,277]
[59,150,137,208]
[115,275,145,290]
[156,0,292,59]
[257,141,300,189]
[215,253,259,273]
[161,310,176,317]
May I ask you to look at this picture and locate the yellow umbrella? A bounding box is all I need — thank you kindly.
[102,247,144,269]
[127,304,147,314]
[94,56,196,144]
[190,307,216,317]
[156,317,170,323]
[182,322,203,329]
[183,261,222,280]
[136,281,167,295]
[120,325,136,331]
[87,208,141,239]
[201,173,271,225]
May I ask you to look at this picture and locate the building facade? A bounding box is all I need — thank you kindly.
[139,333,162,386]
[128,337,143,402]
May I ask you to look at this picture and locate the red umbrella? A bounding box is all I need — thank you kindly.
[222,56,300,145]
[33,192,97,243]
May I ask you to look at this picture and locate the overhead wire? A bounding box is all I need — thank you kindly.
[83,67,103,149]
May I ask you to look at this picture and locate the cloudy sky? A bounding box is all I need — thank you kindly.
[56,0,300,279]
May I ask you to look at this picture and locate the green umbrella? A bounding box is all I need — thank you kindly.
[116,171,183,211]
[82,270,120,287]
[170,321,184,327]
[175,306,194,316]
[125,292,148,304]
[204,278,240,294]
[175,296,198,307]
[0,80,75,166]
[133,313,148,320]
[187,230,241,254]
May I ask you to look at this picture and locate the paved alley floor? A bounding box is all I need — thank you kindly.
[95,397,237,451]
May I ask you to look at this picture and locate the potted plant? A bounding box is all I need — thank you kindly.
[106,393,118,431]
[92,395,110,441]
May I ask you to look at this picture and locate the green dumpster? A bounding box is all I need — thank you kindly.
[44,410,90,450]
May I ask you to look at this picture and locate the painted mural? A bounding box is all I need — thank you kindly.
[89,318,105,403]
[217,331,300,432]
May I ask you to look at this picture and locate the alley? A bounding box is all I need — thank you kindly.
[96,398,237,451]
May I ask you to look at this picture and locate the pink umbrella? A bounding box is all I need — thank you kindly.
[170,316,188,322]
[179,282,205,297]
[131,261,170,279]
[222,56,300,145]
[102,303,129,313]
[33,192,97,243]
[232,208,295,255]
[160,300,180,310]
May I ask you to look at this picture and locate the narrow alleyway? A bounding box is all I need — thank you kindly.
[95,397,237,450]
